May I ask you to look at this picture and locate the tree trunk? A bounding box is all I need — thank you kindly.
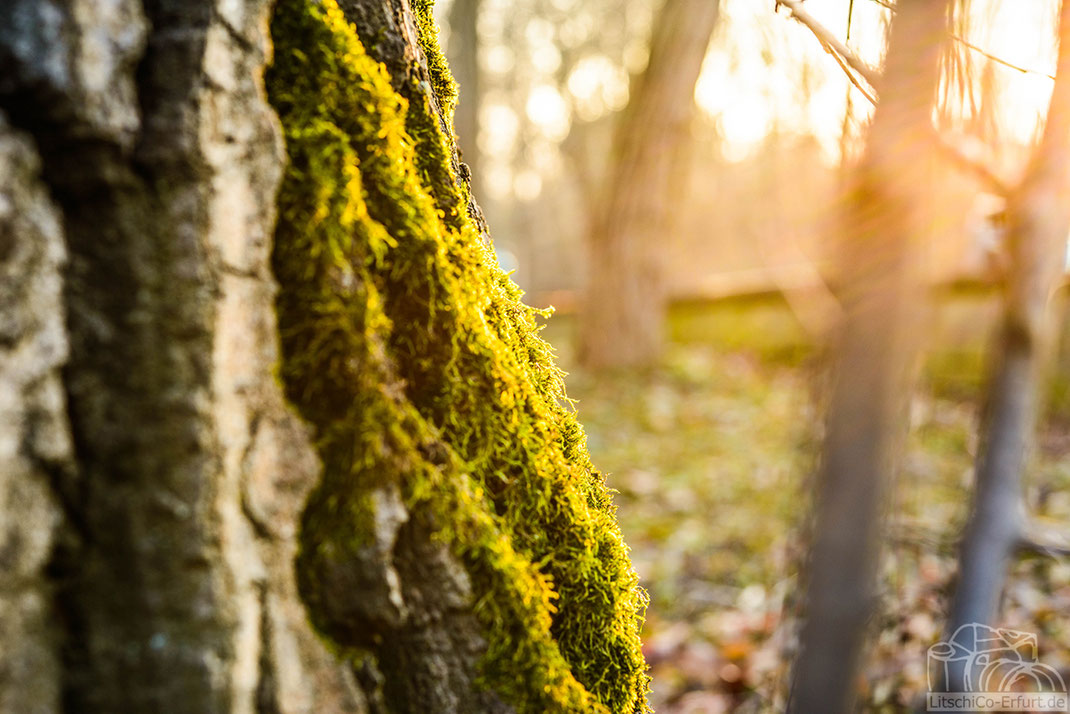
[578,0,720,369]
[786,2,951,712]
[0,113,71,714]
[947,0,1070,641]
[0,1,366,711]
[0,0,648,712]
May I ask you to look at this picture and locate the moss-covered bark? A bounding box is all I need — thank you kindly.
[266,0,649,711]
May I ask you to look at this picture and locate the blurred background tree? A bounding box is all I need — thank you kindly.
[578,0,720,369]
[448,0,481,192]
[432,0,1070,710]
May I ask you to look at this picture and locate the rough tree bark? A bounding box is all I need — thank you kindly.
[948,0,1070,640]
[0,113,71,714]
[786,2,952,713]
[0,1,365,711]
[0,0,648,712]
[578,0,720,369]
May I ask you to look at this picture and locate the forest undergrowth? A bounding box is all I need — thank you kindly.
[546,300,1070,713]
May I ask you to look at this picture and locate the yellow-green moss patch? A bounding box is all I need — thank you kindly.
[266,1,649,711]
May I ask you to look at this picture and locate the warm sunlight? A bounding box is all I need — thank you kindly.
[695,0,1061,164]
[8,1,1070,713]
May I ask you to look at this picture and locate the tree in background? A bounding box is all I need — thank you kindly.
[448,0,482,195]
[948,0,1070,647]
[785,1,952,711]
[578,0,721,368]
[451,0,660,294]
[781,0,1070,707]
[0,0,649,711]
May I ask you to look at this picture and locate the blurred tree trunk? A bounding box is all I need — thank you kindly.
[0,0,647,712]
[448,0,481,195]
[578,0,720,369]
[787,2,951,712]
[947,0,1070,642]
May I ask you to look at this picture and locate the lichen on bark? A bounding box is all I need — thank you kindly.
[265,0,650,711]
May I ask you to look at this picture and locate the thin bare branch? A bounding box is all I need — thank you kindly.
[951,34,1057,81]
[824,39,878,105]
[1017,519,1070,558]
[1018,537,1070,558]
[863,0,1057,80]
[936,134,1011,196]
[775,0,881,87]
[773,0,1010,196]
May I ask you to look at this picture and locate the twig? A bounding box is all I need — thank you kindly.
[889,521,1070,559]
[887,521,956,554]
[951,34,1057,81]
[862,0,1056,80]
[773,0,1011,196]
[1018,520,1070,559]
[936,134,1011,196]
[775,0,880,87]
[824,39,878,105]
[1018,537,1070,558]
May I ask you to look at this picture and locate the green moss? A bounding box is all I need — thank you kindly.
[410,0,458,133]
[265,1,649,712]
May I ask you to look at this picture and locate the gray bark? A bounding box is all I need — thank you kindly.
[0,114,69,714]
[0,0,535,710]
[0,0,368,711]
[948,0,1070,642]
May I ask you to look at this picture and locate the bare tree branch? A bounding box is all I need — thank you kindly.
[861,0,1058,80]
[774,0,1010,196]
[951,34,1058,81]
[776,0,881,86]
[937,134,1012,196]
[1018,536,1070,559]
[824,38,878,105]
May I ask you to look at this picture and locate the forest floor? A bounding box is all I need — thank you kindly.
[544,295,1070,713]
